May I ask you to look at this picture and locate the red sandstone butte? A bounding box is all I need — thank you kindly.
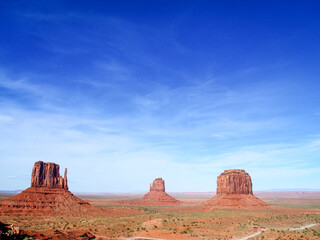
[217,169,252,194]
[31,161,68,189]
[149,177,165,192]
[142,177,181,205]
[204,169,268,209]
[120,178,181,205]
[0,161,96,216]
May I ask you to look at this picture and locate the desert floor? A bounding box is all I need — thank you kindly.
[0,191,320,239]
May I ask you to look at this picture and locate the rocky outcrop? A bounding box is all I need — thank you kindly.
[0,221,31,239]
[0,220,96,240]
[204,169,268,209]
[31,161,68,189]
[0,161,97,216]
[217,169,252,194]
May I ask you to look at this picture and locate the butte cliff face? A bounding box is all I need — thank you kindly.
[31,161,68,189]
[217,169,252,195]
[204,169,268,209]
[0,161,96,216]
[149,177,165,192]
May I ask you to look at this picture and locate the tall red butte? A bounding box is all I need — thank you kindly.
[204,169,268,209]
[0,161,96,216]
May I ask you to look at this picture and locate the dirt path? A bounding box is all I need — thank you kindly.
[288,223,318,231]
[238,223,319,240]
[121,224,320,240]
[238,228,267,240]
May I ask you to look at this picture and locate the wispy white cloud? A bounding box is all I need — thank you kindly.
[0,92,319,191]
[0,74,41,96]
[0,115,13,122]
[0,71,62,110]
[96,61,129,74]
[6,176,17,179]
[129,78,289,141]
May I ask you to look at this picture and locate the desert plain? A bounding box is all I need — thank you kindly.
[0,190,319,239]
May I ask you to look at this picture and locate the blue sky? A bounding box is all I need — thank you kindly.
[0,0,320,192]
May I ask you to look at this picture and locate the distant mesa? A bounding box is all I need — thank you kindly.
[120,177,181,205]
[0,161,96,216]
[142,178,181,205]
[204,169,268,209]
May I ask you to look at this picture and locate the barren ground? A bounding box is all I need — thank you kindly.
[0,191,320,239]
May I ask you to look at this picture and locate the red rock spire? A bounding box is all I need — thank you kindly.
[64,168,68,190]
